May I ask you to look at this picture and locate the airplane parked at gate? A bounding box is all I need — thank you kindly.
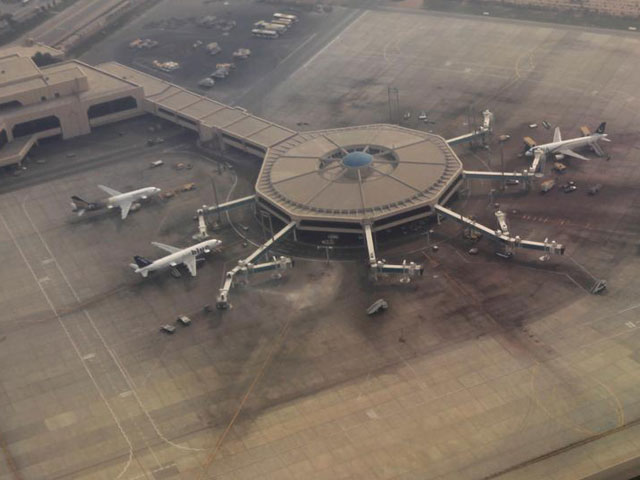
[130,239,222,277]
[525,122,610,163]
[71,185,161,220]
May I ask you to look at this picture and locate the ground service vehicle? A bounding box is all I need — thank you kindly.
[367,299,388,315]
[523,136,536,150]
[553,162,567,172]
[273,12,298,22]
[540,179,555,193]
[272,18,293,26]
[254,21,287,33]
[252,29,278,39]
[161,324,176,334]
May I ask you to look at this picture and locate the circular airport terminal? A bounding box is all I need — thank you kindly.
[255,124,464,234]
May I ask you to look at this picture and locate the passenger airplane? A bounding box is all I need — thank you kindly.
[526,122,610,162]
[71,185,161,220]
[130,239,222,277]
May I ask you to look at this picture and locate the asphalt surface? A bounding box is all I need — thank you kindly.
[10,0,119,47]
[79,0,361,108]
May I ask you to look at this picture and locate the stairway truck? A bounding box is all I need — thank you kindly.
[540,179,555,193]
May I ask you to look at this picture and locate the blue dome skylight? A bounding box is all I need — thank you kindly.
[342,151,373,168]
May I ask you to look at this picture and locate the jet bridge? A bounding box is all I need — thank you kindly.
[434,205,565,256]
[202,195,255,215]
[446,110,494,147]
[463,170,535,181]
[463,170,538,191]
[363,224,424,280]
[216,221,296,309]
[194,195,256,240]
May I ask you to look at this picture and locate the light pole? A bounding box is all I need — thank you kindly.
[498,134,510,191]
[211,177,221,229]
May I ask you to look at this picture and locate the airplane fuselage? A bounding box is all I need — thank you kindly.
[527,133,608,157]
[105,187,160,209]
[136,239,221,276]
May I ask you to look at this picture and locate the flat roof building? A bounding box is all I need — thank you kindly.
[256,125,464,232]
[0,52,144,167]
[0,46,465,233]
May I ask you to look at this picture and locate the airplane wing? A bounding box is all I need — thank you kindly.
[98,185,123,197]
[151,242,181,254]
[558,148,590,161]
[591,142,605,157]
[120,201,133,220]
[183,255,197,277]
[553,127,562,142]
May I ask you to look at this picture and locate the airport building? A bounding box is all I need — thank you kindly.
[0,46,466,234]
[0,45,563,309]
[255,124,463,233]
[0,51,145,168]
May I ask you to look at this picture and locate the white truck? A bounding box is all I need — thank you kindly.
[251,29,278,39]
[254,21,287,34]
[273,12,298,22]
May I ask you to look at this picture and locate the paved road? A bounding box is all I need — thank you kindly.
[12,0,123,47]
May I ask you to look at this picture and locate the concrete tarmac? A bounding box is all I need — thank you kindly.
[2,6,640,480]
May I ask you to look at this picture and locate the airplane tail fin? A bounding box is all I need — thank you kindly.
[71,196,90,216]
[133,255,152,268]
[71,195,90,206]
[553,127,562,143]
[596,122,607,134]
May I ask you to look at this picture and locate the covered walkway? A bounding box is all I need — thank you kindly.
[98,62,297,157]
[0,134,37,168]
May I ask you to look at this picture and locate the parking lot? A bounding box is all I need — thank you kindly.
[80,0,355,107]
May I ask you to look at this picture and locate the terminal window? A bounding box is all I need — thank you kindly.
[12,115,61,138]
[87,96,138,119]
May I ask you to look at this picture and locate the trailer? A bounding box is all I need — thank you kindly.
[254,21,287,33]
[273,12,298,22]
[252,28,278,39]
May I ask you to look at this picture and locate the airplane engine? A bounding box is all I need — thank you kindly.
[555,153,565,161]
